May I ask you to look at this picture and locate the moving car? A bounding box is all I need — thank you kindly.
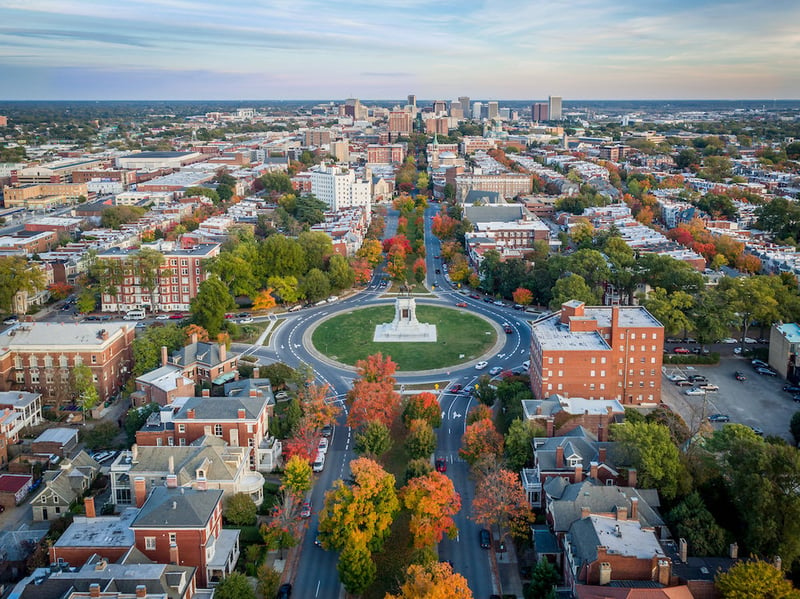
[708,414,730,422]
[673,347,690,354]
[734,371,747,381]
[684,387,706,396]
[450,384,462,393]
[455,302,467,307]
[475,361,488,370]
[480,529,491,549]
[749,426,764,436]
[489,366,503,376]
[435,457,447,473]
[503,325,513,334]
[300,502,312,518]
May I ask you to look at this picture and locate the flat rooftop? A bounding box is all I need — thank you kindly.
[0,322,131,350]
[53,508,138,549]
[589,515,664,559]
[776,323,800,345]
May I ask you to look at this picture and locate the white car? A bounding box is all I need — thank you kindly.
[489,366,503,376]
[493,300,504,306]
[318,438,329,454]
[743,337,758,344]
[720,337,737,344]
[475,361,488,370]
[238,317,254,324]
[684,387,706,396]
[155,314,170,320]
[666,374,687,382]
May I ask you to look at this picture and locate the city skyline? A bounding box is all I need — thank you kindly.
[0,0,798,101]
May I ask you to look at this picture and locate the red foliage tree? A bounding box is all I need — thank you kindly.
[459,418,503,465]
[346,354,401,429]
[282,417,320,464]
[351,258,373,286]
[431,214,458,240]
[413,258,426,283]
[403,392,442,428]
[382,235,412,255]
[511,287,533,306]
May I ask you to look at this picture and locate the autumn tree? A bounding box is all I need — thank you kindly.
[318,457,399,553]
[386,562,473,599]
[347,353,402,429]
[338,534,376,595]
[354,420,393,459]
[252,288,277,311]
[403,392,442,428]
[413,257,427,284]
[460,418,504,465]
[466,403,493,425]
[356,238,383,267]
[472,467,532,540]
[431,213,458,240]
[715,559,800,599]
[401,472,461,548]
[297,382,339,429]
[184,324,209,343]
[281,416,320,464]
[512,287,533,306]
[406,418,436,461]
[351,258,373,286]
[387,248,408,283]
[282,454,313,500]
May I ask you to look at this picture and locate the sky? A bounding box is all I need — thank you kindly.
[0,0,798,101]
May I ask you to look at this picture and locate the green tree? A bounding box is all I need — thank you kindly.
[338,537,376,595]
[224,493,257,526]
[205,249,260,298]
[716,559,800,599]
[505,419,536,471]
[675,148,700,170]
[0,256,47,313]
[791,412,800,445]
[569,248,610,293]
[354,420,393,459]
[124,403,160,444]
[258,235,306,279]
[81,421,119,450]
[526,558,559,599]
[718,276,780,354]
[641,288,693,337]
[213,572,255,599]
[76,289,97,314]
[473,374,497,407]
[549,274,598,310]
[259,171,293,194]
[293,194,328,226]
[129,247,165,312]
[99,205,145,229]
[298,231,333,271]
[327,254,355,290]
[256,565,281,599]
[131,323,185,376]
[267,275,302,304]
[610,421,687,500]
[666,492,726,557]
[190,275,235,336]
[691,287,736,347]
[184,186,220,204]
[301,268,331,303]
[405,419,436,461]
[73,364,99,414]
[404,458,433,484]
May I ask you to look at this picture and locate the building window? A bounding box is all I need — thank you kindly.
[558,357,564,364]
[156,438,163,446]
[215,424,223,436]
[652,333,657,340]
[44,355,53,368]
[630,333,636,340]
[29,356,38,368]
[179,438,186,446]
[600,383,605,390]
[178,424,185,433]
[589,383,595,390]
[601,357,606,364]
[590,357,596,364]
[558,371,563,377]
[168,437,174,446]
[169,533,177,544]
[547,357,553,364]
[145,537,156,550]
[91,355,97,364]
[31,370,40,383]
[590,370,595,377]
[600,370,605,377]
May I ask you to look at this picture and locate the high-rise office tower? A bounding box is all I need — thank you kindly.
[472,101,483,120]
[433,100,447,115]
[458,96,471,117]
[449,101,463,119]
[548,96,563,120]
[407,94,416,109]
[532,102,549,121]
[487,101,499,120]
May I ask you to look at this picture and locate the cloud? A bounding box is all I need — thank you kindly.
[0,27,151,47]
[360,72,414,78]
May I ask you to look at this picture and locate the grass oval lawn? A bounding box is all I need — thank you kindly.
[311,304,497,371]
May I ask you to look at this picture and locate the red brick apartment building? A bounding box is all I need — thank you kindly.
[366,144,406,164]
[529,301,664,405]
[96,243,220,313]
[0,322,135,404]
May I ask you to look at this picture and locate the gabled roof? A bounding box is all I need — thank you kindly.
[173,394,269,421]
[534,428,617,473]
[131,486,222,529]
[170,341,231,368]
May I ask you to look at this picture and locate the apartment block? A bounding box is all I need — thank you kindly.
[310,164,371,212]
[388,111,413,136]
[529,301,664,405]
[3,183,89,209]
[366,144,407,165]
[455,172,532,201]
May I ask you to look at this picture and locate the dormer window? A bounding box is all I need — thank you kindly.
[568,457,581,468]
[197,469,206,479]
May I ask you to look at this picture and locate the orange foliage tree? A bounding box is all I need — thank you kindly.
[472,467,533,540]
[431,213,458,240]
[386,562,473,599]
[401,471,461,548]
[47,282,73,300]
[512,287,533,306]
[184,324,209,343]
[351,258,373,286]
[736,254,762,274]
[252,288,277,311]
[459,418,503,465]
[382,234,412,255]
[298,382,340,430]
[413,258,427,284]
[403,392,441,428]
[346,353,401,429]
[386,248,408,282]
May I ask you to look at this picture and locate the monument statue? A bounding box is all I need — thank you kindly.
[373,294,437,343]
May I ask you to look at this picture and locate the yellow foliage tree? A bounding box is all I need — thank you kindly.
[253,288,277,311]
[385,562,473,599]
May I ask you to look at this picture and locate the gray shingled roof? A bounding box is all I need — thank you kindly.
[548,480,664,533]
[463,203,523,224]
[173,394,268,421]
[534,427,618,473]
[131,486,222,529]
[170,341,227,368]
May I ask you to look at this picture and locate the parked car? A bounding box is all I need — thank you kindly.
[2,315,18,325]
[320,424,333,437]
[675,380,694,387]
[734,371,747,381]
[238,317,254,324]
[665,337,682,344]
[756,367,777,377]
[783,385,800,393]
[300,502,312,518]
[435,457,447,473]
[493,300,504,306]
[684,387,706,396]
[455,302,467,307]
[483,297,493,303]
[276,583,292,599]
[708,414,730,422]
[513,304,525,310]
[469,294,480,299]
[752,359,769,369]
[749,426,764,436]
[169,313,183,319]
[687,375,708,383]
[720,337,737,344]
[475,361,488,370]
[700,384,719,392]
[743,337,758,344]
[480,529,492,549]
[317,438,328,454]
[489,366,503,376]
[673,347,691,354]
[666,374,686,382]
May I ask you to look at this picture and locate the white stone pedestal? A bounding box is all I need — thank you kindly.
[373,296,437,342]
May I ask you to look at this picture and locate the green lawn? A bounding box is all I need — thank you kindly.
[311,304,496,371]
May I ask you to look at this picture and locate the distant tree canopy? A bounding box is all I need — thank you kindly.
[100,205,146,229]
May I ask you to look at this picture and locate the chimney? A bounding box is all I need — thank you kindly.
[167,474,178,488]
[175,375,183,388]
[657,559,671,586]
[94,559,107,571]
[630,496,639,520]
[555,446,564,468]
[132,444,138,462]
[546,418,554,437]
[187,408,196,418]
[597,424,607,442]
[774,556,782,570]
[161,345,168,367]
[729,542,738,559]
[590,461,599,479]
[581,506,590,519]
[679,537,687,562]
[238,408,247,418]
[219,343,226,362]
[536,405,542,416]
[574,463,583,482]
[249,389,257,398]
[134,477,147,508]
[136,585,147,598]
[84,496,96,518]
[627,468,637,488]
[170,542,180,565]
[191,333,198,344]
[616,506,627,521]
[253,367,259,379]
[89,583,101,598]
[598,447,607,463]
[611,305,620,331]
[196,478,207,491]
[599,562,611,585]
[168,455,174,474]
[201,389,210,398]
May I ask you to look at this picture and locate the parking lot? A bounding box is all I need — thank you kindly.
[661,356,798,442]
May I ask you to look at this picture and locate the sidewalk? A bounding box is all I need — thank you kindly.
[496,539,525,598]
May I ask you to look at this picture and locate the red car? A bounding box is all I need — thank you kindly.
[503,325,513,334]
[169,313,184,319]
[455,302,467,308]
[435,457,447,473]
[673,347,690,354]
[450,384,462,393]
[300,502,312,518]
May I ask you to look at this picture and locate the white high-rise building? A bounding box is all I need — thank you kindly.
[310,164,371,212]
[472,102,483,120]
[549,96,563,120]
